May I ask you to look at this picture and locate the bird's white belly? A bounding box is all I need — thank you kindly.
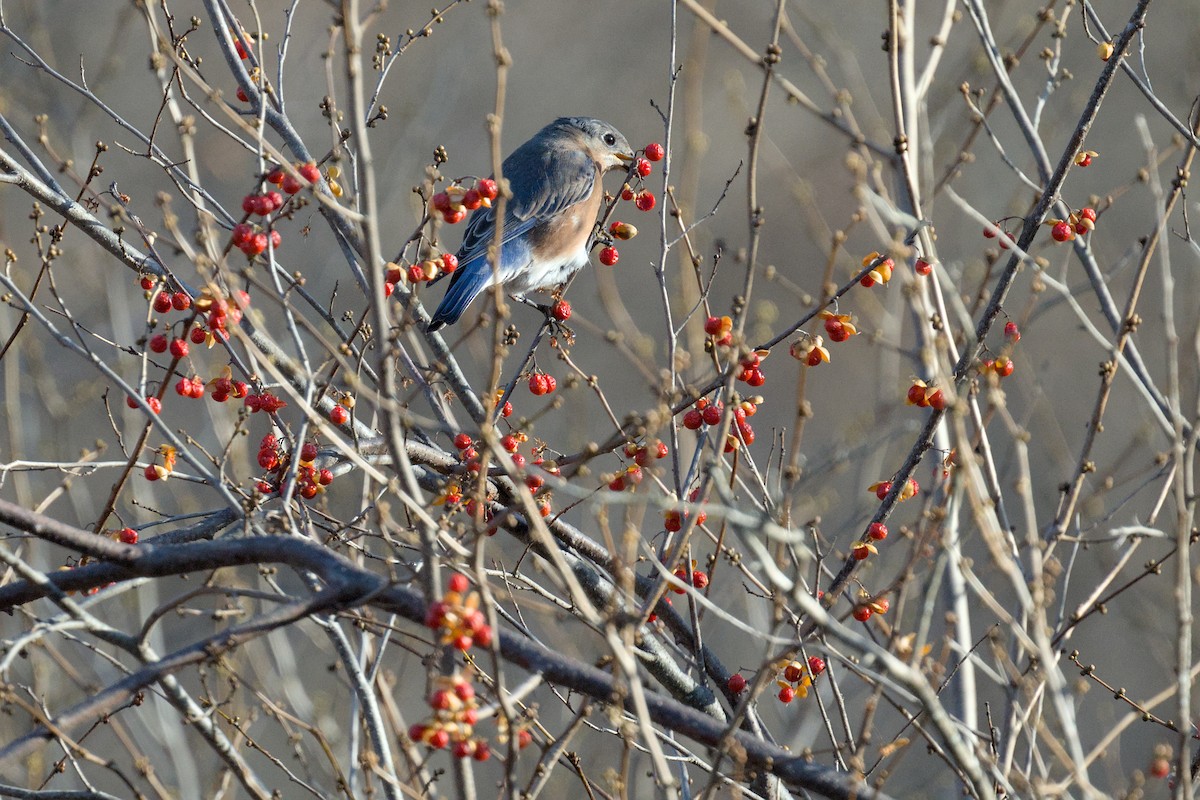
[507,246,590,293]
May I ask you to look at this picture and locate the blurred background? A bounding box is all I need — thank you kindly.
[1,0,1199,796]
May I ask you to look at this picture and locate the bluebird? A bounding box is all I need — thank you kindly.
[426,117,634,332]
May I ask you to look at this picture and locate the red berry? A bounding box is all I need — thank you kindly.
[529,374,548,396]
[927,389,946,411]
[868,522,888,540]
[701,405,721,426]
[704,316,722,335]
[644,142,664,161]
[778,685,795,703]
[1051,220,1073,242]
[149,334,169,353]
[300,442,318,462]
[269,229,282,249]
[852,606,872,622]
[281,174,303,194]
[551,300,571,321]
[915,257,932,276]
[231,221,255,244]
[462,188,482,210]
[598,246,619,266]
[476,178,498,200]
[118,527,139,545]
[330,405,349,425]
[621,187,635,202]
[171,292,191,311]
[1080,207,1097,222]
[139,276,156,291]
[808,656,826,675]
[683,409,703,430]
[728,673,747,693]
[236,86,249,103]
[983,225,998,239]
[153,292,173,314]
[189,326,207,344]
[441,253,459,274]
[144,464,161,481]
[500,434,519,452]
[634,190,656,211]
[635,157,652,177]
[448,573,469,593]
[169,339,189,358]
[1004,321,1021,342]
[241,233,268,257]
[298,162,321,183]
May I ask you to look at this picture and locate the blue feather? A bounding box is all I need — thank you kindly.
[426,235,533,331]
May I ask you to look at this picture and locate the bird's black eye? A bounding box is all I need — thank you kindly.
[603,133,617,146]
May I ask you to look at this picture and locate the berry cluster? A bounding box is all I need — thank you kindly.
[858,252,895,288]
[703,315,734,347]
[905,379,947,411]
[819,310,858,343]
[407,672,490,760]
[266,161,321,195]
[671,560,710,593]
[790,333,830,367]
[1048,207,1097,243]
[775,655,826,703]
[432,178,498,225]
[663,487,709,532]
[680,396,759,451]
[608,439,668,492]
[254,436,333,498]
[527,372,557,396]
[600,142,661,265]
[385,254,458,291]
[736,350,769,387]
[851,593,890,623]
[424,573,493,651]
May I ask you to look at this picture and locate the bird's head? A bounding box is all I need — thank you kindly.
[553,117,634,172]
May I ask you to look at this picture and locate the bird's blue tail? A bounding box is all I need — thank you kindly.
[426,262,492,332]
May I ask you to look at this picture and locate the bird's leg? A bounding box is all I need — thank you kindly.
[510,293,551,315]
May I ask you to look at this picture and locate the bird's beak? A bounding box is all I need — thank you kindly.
[615,152,634,162]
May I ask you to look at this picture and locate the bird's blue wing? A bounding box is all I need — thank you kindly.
[457,143,598,268]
